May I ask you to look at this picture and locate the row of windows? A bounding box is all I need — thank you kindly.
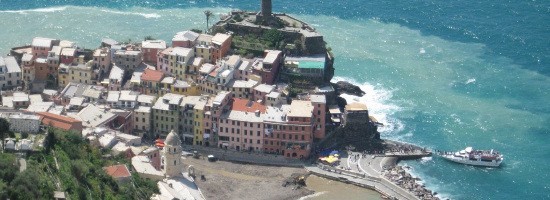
[155,123,175,131]
[135,117,147,123]
[226,137,261,144]
[221,119,261,128]
[219,126,262,136]
[268,133,307,141]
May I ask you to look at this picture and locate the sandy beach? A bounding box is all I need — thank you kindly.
[182,156,313,200]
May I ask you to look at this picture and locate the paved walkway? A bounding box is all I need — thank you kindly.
[331,151,428,200]
[18,157,26,172]
[305,165,418,200]
[182,145,304,167]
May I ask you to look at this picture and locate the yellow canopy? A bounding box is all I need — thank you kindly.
[319,155,339,164]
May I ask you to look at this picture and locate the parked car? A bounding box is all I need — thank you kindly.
[207,154,217,162]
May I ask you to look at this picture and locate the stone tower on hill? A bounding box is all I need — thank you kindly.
[260,0,273,24]
[163,130,183,178]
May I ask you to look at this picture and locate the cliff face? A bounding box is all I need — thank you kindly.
[318,112,382,152]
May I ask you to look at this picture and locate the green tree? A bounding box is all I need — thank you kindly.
[204,10,213,33]
[234,14,243,22]
[190,29,203,34]
[0,153,18,183]
[0,118,9,140]
[262,29,283,47]
[144,36,155,41]
[9,169,53,200]
[71,160,89,180]
[0,179,7,199]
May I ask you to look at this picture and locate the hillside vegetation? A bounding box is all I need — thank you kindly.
[0,128,158,200]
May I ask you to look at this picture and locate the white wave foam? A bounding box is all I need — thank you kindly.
[100,9,161,19]
[401,164,453,200]
[465,78,476,84]
[332,77,404,134]
[298,191,327,200]
[419,48,426,54]
[420,156,433,164]
[0,6,68,14]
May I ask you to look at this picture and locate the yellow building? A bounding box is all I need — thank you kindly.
[157,47,194,79]
[180,96,208,145]
[195,34,214,63]
[60,59,96,85]
[152,93,183,138]
[172,79,200,96]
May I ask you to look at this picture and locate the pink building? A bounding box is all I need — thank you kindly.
[252,50,282,84]
[252,84,275,103]
[141,40,166,64]
[217,98,266,152]
[211,33,232,63]
[60,47,76,65]
[310,95,327,140]
[172,31,199,48]
[263,100,314,158]
[31,37,59,58]
[33,58,50,81]
[140,147,161,170]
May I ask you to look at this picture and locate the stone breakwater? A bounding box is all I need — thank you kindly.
[383,165,439,200]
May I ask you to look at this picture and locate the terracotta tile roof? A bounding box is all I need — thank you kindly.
[103,164,131,179]
[231,98,266,113]
[140,69,164,82]
[37,112,82,131]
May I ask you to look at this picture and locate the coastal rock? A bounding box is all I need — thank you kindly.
[332,81,365,97]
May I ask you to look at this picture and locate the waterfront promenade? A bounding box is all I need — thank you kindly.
[305,165,419,200]
[181,144,304,167]
[306,148,434,200]
[185,140,436,200]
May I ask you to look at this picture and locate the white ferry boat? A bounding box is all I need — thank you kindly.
[440,147,503,167]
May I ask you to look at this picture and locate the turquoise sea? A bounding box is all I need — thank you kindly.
[0,1,548,199]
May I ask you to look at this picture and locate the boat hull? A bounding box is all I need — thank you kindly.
[441,155,502,167]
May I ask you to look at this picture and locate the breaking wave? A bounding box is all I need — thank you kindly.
[100,9,161,18]
[297,191,327,200]
[331,76,405,135]
[0,6,68,14]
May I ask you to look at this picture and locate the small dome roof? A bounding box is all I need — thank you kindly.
[165,130,181,146]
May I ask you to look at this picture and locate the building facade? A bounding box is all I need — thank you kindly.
[0,56,22,90]
[163,130,183,178]
[9,114,41,133]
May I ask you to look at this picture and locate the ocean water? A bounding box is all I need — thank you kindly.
[0,1,548,199]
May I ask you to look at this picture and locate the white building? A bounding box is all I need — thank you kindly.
[164,130,183,178]
[131,155,164,181]
[98,134,118,149]
[108,64,124,91]
[0,56,22,90]
[8,114,41,133]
